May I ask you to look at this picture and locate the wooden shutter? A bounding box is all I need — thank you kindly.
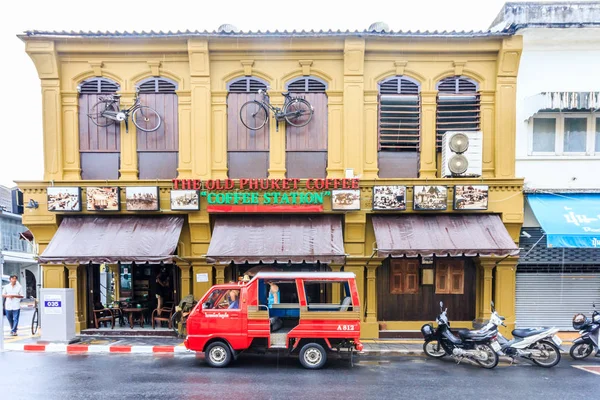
[435,262,449,294]
[78,78,121,180]
[449,261,465,294]
[404,261,419,294]
[436,259,464,294]
[390,261,404,294]
[436,76,480,151]
[227,77,270,178]
[390,259,419,294]
[378,76,421,152]
[285,77,328,178]
[136,78,179,179]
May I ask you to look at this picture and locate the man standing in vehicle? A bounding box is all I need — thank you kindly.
[2,275,24,336]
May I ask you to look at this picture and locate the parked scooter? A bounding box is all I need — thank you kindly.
[481,301,561,368]
[569,303,600,360]
[421,302,500,369]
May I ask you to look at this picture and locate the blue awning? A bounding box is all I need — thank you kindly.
[527,194,600,248]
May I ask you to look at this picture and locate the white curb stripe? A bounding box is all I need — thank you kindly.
[131,346,154,353]
[46,344,67,352]
[88,345,110,353]
[174,346,190,353]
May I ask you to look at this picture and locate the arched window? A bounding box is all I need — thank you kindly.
[285,77,328,178]
[135,77,179,179]
[377,76,421,178]
[227,77,270,179]
[78,78,121,180]
[436,76,480,150]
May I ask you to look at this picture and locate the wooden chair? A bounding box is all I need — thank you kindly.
[152,304,174,329]
[93,308,115,329]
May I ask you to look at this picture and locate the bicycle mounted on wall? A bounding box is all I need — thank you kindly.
[239,87,314,132]
[87,91,162,133]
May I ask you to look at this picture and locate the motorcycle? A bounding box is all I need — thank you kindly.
[421,301,500,369]
[482,301,561,368]
[569,303,600,360]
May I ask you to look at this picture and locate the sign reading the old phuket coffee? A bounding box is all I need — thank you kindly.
[171,178,360,213]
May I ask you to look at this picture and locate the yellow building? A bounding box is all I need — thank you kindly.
[17,25,523,338]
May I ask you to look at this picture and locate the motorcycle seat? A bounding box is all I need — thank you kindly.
[511,328,548,338]
[458,329,491,340]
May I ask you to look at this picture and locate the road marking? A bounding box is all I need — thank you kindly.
[573,365,600,376]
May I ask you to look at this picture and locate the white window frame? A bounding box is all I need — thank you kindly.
[529,112,598,156]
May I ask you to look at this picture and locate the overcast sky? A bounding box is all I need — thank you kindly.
[0,0,549,187]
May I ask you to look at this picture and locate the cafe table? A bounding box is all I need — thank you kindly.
[122,308,148,329]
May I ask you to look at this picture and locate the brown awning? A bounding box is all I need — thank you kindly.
[207,215,345,264]
[39,216,184,264]
[372,214,518,258]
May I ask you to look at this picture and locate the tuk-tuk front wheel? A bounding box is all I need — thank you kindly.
[299,342,327,369]
[205,341,232,368]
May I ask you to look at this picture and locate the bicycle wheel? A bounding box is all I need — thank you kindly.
[31,308,39,335]
[283,98,313,127]
[132,106,162,132]
[88,101,118,127]
[240,101,268,130]
[171,310,182,336]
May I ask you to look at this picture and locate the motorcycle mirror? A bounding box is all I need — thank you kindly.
[490,300,495,311]
[439,301,444,309]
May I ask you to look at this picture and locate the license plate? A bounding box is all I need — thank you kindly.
[491,341,501,352]
[552,336,562,346]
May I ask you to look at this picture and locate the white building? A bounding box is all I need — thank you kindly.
[0,185,38,299]
[492,2,600,330]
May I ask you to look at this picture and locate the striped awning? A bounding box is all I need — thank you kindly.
[372,214,518,258]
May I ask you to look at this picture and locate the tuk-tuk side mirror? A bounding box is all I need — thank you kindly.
[439,301,444,311]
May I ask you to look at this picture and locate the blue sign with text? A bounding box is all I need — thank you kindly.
[527,193,600,248]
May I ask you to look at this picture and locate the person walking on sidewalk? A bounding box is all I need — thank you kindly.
[2,275,24,336]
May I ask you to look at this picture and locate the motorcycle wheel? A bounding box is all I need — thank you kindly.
[570,343,593,360]
[531,341,561,368]
[474,344,499,369]
[423,339,446,358]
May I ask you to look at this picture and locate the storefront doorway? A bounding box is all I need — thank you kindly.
[85,263,180,329]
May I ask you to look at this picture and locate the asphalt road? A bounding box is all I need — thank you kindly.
[0,352,598,400]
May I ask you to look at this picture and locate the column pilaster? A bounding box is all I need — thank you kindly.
[268,93,286,178]
[215,265,226,285]
[329,264,342,303]
[494,257,518,337]
[61,92,81,180]
[419,90,438,178]
[178,264,192,298]
[118,92,138,180]
[191,263,213,301]
[188,39,212,179]
[66,264,85,333]
[478,258,496,320]
[343,39,365,176]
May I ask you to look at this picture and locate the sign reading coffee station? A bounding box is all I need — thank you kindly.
[172,178,361,212]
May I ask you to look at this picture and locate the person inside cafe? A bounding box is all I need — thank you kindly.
[155,268,170,312]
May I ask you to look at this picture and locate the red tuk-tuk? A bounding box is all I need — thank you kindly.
[184,272,363,369]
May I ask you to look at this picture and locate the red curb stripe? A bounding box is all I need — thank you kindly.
[110,346,132,353]
[67,344,89,353]
[152,346,175,353]
[24,344,46,352]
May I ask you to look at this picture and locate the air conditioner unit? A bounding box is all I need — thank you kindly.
[441,131,482,178]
